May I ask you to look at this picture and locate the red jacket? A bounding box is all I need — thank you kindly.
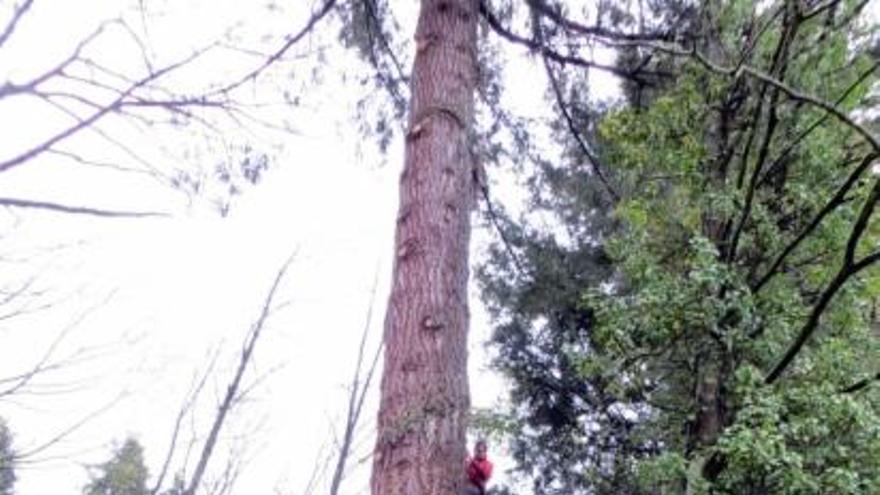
[467,457,493,488]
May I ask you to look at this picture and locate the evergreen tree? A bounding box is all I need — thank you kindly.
[347,1,692,492]
[83,438,149,495]
[480,1,880,493]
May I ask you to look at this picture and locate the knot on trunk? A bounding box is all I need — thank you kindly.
[397,237,424,261]
[408,106,466,142]
[436,1,472,22]
[415,32,439,55]
[422,315,445,331]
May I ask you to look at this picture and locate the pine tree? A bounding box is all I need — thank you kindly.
[357,1,693,493]
[83,438,149,495]
[480,1,880,493]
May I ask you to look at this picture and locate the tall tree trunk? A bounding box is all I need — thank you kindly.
[371,1,478,494]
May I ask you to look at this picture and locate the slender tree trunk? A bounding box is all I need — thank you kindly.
[371,1,478,494]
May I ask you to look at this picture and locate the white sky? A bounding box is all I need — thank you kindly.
[0,1,518,493]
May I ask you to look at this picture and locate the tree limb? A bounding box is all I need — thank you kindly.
[541,56,620,202]
[0,20,111,100]
[184,252,296,495]
[595,39,880,153]
[725,10,800,262]
[737,64,880,152]
[478,1,666,82]
[329,272,383,495]
[527,0,679,42]
[765,181,880,384]
[0,198,168,218]
[752,153,878,292]
[756,60,880,189]
[207,0,337,96]
[840,371,880,393]
[0,0,34,49]
[0,43,214,173]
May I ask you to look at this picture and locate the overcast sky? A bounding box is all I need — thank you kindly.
[0,1,519,493]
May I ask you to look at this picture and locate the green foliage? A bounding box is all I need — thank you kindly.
[632,451,687,494]
[336,0,406,153]
[481,1,880,493]
[83,438,149,495]
[713,378,880,494]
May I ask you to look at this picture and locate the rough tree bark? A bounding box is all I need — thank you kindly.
[371,1,478,494]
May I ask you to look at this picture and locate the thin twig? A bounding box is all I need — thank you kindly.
[184,252,296,495]
[0,0,34,49]
[541,56,620,202]
[0,198,168,218]
[207,0,337,96]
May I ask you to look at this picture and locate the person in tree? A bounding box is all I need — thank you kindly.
[463,439,493,495]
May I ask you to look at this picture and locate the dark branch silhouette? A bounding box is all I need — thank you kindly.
[207,0,338,96]
[0,0,34,50]
[765,180,880,384]
[841,371,880,394]
[184,253,296,495]
[0,198,168,218]
[329,274,383,495]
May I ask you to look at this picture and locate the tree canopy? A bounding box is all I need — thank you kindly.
[478,0,880,493]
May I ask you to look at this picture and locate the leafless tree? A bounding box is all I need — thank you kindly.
[265,273,383,495]
[132,253,297,495]
[0,4,355,492]
[328,277,382,495]
[0,0,336,217]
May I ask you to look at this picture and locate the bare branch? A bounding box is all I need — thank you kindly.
[737,64,880,152]
[0,20,112,100]
[478,188,529,280]
[0,198,168,218]
[753,153,878,292]
[0,0,34,49]
[726,13,800,262]
[624,38,880,153]
[150,350,222,495]
[207,0,337,96]
[0,41,215,173]
[46,149,154,176]
[329,272,383,495]
[541,56,620,202]
[358,0,407,116]
[0,290,117,398]
[478,1,666,82]
[361,0,409,85]
[14,392,127,460]
[184,252,296,495]
[840,371,880,393]
[526,0,679,42]
[0,275,39,308]
[757,60,880,188]
[802,0,843,22]
[302,435,335,495]
[34,96,166,178]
